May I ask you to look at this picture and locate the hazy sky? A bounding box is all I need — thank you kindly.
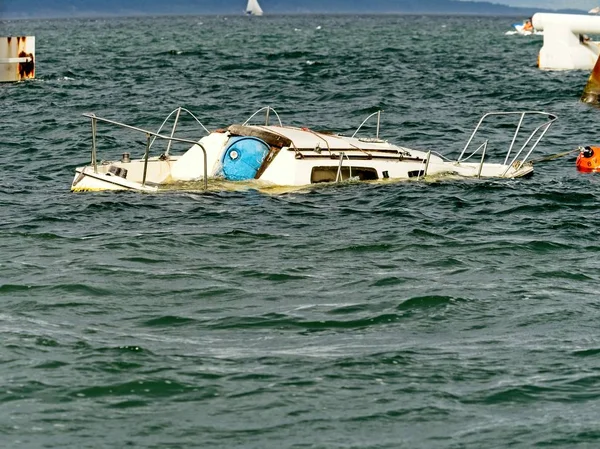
[495,0,597,9]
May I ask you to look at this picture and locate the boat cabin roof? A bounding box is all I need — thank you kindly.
[227,124,412,152]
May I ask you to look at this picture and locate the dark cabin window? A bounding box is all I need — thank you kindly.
[311,166,379,183]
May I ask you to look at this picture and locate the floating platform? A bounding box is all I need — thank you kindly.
[533,13,600,70]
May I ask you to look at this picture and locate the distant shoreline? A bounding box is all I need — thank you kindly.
[0,10,587,21]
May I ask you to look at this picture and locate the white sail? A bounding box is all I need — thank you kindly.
[590,6,600,14]
[246,0,263,16]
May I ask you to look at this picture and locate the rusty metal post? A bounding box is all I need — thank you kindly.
[0,36,35,82]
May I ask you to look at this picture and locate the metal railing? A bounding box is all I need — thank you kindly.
[335,152,352,182]
[83,111,209,190]
[417,150,432,180]
[457,111,557,177]
[352,110,382,139]
[243,106,283,127]
[150,107,210,156]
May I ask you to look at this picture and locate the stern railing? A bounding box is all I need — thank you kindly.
[457,111,557,177]
[84,108,210,190]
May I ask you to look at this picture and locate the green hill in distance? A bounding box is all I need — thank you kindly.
[0,0,585,19]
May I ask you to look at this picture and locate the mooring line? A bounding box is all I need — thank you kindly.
[530,148,580,164]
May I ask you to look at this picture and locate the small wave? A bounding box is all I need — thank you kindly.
[92,345,152,356]
[474,385,552,404]
[33,360,70,370]
[572,348,600,357]
[0,284,111,297]
[0,284,34,293]
[107,399,149,409]
[396,295,463,311]
[328,242,395,254]
[531,270,594,281]
[238,269,309,282]
[521,240,573,252]
[141,315,199,327]
[209,312,404,331]
[119,256,171,264]
[220,229,286,240]
[266,50,312,60]
[70,379,207,399]
[369,276,408,287]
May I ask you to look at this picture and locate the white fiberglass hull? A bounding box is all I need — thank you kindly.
[71,109,553,192]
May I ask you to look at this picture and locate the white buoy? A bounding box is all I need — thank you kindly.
[0,36,35,82]
[533,13,600,70]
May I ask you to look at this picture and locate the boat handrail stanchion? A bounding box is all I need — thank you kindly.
[199,143,208,190]
[477,141,487,178]
[91,114,98,174]
[265,106,270,126]
[376,110,381,140]
[165,106,182,156]
[501,120,554,177]
[243,106,283,127]
[352,111,382,139]
[150,108,210,149]
[348,153,352,179]
[504,112,525,165]
[460,111,557,168]
[336,152,345,182]
[142,133,151,187]
[419,151,431,180]
[458,113,489,162]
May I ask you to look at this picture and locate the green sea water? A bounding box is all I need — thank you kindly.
[2,14,600,449]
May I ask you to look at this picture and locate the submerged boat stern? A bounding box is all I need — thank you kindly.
[71,159,168,192]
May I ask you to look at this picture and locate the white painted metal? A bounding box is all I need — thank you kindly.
[0,36,35,82]
[0,57,31,63]
[533,13,600,70]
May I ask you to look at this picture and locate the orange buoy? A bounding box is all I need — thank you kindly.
[576,146,600,172]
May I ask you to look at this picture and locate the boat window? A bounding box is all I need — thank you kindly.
[310,166,379,183]
[407,170,425,178]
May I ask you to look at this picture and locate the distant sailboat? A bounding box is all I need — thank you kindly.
[246,0,264,16]
[590,6,600,14]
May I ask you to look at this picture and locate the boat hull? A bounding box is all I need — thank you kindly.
[71,109,554,192]
[71,167,158,192]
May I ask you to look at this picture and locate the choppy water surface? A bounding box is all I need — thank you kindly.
[2,15,600,448]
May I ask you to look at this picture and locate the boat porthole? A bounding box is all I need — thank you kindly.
[229,150,239,160]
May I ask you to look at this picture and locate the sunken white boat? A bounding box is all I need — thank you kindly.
[71,107,557,193]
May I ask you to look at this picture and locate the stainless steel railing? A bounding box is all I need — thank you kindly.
[457,111,558,177]
[83,111,209,190]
